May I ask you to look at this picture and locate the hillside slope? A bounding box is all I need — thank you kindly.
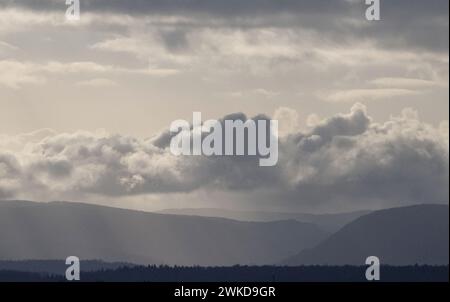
[0,201,328,266]
[284,204,449,265]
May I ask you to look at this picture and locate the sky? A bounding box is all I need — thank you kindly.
[0,0,448,213]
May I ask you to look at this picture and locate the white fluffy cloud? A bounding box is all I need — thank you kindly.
[1,104,448,210]
[277,105,449,208]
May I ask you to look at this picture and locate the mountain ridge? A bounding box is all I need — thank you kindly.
[283,204,449,266]
[0,200,328,266]
[156,207,371,232]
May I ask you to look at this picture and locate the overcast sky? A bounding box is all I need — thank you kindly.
[0,0,448,213]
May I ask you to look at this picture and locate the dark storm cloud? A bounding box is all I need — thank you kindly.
[1,0,448,52]
[1,0,348,16]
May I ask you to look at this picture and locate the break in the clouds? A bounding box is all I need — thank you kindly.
[1,104,448,211]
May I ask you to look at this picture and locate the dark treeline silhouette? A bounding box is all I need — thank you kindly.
[0,270,61,282]
[0,260,135,275]
[0,265,448,282]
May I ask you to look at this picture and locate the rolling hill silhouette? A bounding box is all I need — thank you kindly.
[283,204,449,265]
[0,200,327,266]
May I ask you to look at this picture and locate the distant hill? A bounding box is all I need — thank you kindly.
[157,208,370,232]
[0,201,327,266]
[283,204,449,266]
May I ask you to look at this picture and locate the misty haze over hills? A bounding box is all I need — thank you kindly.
[0,201,327,266]
[157,208,370,232]
[0,201,448,269]
[284,204,449,266]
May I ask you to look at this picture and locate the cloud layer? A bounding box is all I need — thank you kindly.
[1,104,448,210]
[0,1,448,211]
[2,0,448,52]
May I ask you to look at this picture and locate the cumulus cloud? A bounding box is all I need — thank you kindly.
[278,105,449,208]
[273,107,299,136]
[0,104,448,210]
